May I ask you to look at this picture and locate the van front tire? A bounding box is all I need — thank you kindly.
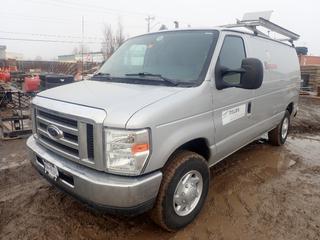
[268,110,290,146]
[150,151,209,232]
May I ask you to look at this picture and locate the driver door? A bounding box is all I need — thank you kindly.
[212,34,256,161]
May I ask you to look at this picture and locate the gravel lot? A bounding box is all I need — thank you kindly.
[1,96,320,240]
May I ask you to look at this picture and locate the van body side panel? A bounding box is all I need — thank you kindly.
[245,35,300,134]
[210,32,300,164]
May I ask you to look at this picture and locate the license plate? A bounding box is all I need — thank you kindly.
[43,160,59,180]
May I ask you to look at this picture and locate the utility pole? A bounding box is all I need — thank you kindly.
[81,16,84,78]
[145,16,155,32]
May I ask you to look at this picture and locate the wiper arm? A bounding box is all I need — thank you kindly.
[93,72,110,77]
[125,72,178,86]
[91,72,112,80]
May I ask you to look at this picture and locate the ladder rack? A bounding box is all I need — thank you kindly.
[221,17,300,45]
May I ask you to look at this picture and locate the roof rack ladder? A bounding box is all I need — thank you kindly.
[221,16,300,45]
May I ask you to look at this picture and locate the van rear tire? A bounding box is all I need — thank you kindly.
[150,150,209,232]
[268,110,290,146]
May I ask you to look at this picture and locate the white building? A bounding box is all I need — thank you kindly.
[6,52,24,60]
[58,52,104,63]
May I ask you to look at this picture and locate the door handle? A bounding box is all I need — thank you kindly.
[247,102,252,114]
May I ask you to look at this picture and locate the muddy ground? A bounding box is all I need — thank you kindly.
[1,96,320,240]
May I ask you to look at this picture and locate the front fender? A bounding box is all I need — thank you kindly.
[125,83,216,174]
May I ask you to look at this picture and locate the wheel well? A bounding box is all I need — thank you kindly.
[287,102,294,115]
[175,138,210,161]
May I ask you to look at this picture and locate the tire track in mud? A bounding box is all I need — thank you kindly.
[0,179,44,202]
[0,159,29,171]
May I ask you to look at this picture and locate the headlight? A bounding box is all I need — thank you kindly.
[105,128,150,176]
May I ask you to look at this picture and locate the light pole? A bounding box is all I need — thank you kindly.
[145,16,155,32]
[81,16,84,77]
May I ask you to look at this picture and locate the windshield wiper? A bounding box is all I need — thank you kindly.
[125,72,178,86]
[90,72,112,81]
[91,72,112,81]
[92,72,110,78]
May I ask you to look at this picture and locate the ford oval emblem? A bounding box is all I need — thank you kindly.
[47,125,64,139]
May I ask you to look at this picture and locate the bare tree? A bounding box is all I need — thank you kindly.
[101,20,127,60]
[101,24,115,60]
[115,19,125,49]
[72,47,79,55]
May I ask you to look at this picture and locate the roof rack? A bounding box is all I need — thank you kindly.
[221,12,300,45]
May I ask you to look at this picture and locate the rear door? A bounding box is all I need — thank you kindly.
[211,33,256,162]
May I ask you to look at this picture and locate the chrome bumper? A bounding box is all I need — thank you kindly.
[26,136,162,212]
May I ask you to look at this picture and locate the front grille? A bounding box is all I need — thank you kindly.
[38,110,77,127]
[35,107,95,164]
[86,124,94,159]
[64,132,78,142]
[40,134,79,156]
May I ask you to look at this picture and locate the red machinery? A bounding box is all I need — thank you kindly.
[0,69,11,82]
[0,61,17,82]
[24,75,40,92]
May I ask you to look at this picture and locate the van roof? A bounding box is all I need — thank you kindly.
[140,27,295,47]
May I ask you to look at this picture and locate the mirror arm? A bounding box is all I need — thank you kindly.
[222,68,246,76]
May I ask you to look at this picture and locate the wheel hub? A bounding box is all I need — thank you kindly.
[173,170,203,216]
[281,117,289,139]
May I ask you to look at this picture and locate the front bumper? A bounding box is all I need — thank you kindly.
[26,136,162,215]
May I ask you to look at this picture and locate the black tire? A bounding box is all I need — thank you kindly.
[150,150,209,232]
[268,110,291,146]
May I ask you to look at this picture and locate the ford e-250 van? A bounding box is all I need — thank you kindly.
[27,17,300,231]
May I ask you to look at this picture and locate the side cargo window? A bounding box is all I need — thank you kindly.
[218,36,246,85]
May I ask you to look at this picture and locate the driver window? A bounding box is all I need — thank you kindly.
[219,36,246,84]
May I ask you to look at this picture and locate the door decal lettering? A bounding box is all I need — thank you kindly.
[222,104,246,125]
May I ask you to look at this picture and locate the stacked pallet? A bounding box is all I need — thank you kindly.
[0,82,32,139]
[300,65,320,92]
[16,60,99,76]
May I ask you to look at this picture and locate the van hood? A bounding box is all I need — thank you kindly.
[37,80,184,128]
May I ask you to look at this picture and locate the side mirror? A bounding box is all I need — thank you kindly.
[215,58,264,90]
[240,58,264,89]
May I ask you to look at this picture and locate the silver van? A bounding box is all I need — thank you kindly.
[27,17,300,231]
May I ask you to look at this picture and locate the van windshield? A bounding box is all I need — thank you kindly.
[97,30,219,86]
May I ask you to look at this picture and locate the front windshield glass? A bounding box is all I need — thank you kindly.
[98,30,219,85]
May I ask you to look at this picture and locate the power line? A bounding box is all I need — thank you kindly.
[2,0,191,31]
[0,12,77,23]
[28,0,149,17]
[0,30,103,40]
[0,37,100,44]
[0,11,115,25]
[0,12,146,31]
[49,0,150,16]
[48,0,190,25]
[26,0,190,27]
